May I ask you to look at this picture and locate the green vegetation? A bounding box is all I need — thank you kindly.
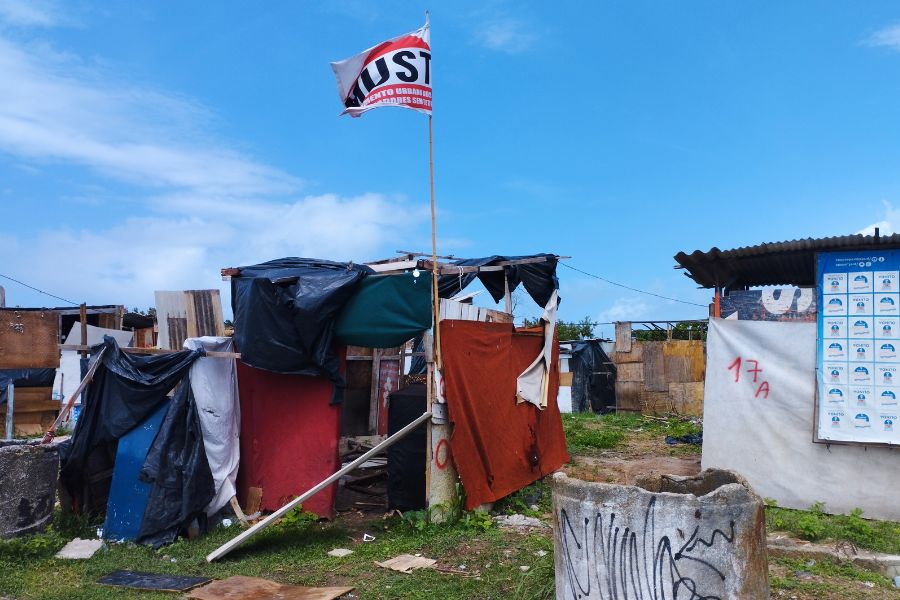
[633,321,707,342]
[766,501,900,554]
[0,508,554,600]
[493,480,552,518]
[769,557,895,596]
[522,316,595,341]
[560,412,703,454]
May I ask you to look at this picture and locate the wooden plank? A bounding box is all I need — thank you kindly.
[613,344,643,364]
[615,322,632,353]
[642,343,667,392]
[559,372,573,387]
[207,412,432,562]
[662,340,706,382]
[0,309,60,368]
[615,362,644,383]
[640,390,672,415]
[668,382,704,416]
[615,381,643,412]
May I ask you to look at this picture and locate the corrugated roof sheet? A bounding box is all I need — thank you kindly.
[674,233,900,289]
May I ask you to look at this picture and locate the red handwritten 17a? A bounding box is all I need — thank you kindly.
[727,357,770,399]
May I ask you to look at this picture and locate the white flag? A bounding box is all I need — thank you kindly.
[330,21,431,117]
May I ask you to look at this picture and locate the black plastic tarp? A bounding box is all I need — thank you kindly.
[568,340,616,413]
[387,384,427,511]
[60,337,201,515]
[437,253,559,307]
[0,368,57,405]
[137,381,215,548]
[231,258,372,402]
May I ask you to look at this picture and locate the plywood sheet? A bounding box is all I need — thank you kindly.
[615,362,644,383]
[615,322,632,353]
[615,381,643,412]
[0,310,59,369]
[559,372,573,386]
[614,344,643,364]
[662,340,706,382]
[668,382,704,416]
[640,390,672,415]
[188,576,353,600]
[642,343,666,392]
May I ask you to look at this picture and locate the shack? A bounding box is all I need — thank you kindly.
[676,232,900,521]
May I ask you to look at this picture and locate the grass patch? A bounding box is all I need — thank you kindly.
[493,479,552,517]
[561,412,702,455]
[770,556,895,594]
[766,501,900,554]
[0,509,555,600]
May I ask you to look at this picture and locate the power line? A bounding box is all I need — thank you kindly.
[559,262,707,308]
[0,272,78,306]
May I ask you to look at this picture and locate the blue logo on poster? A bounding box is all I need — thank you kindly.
[829,342,843,351]
[886,372,894,382]
[882,297,896,306]
[830,278,840,288]
[829,388,843,397]
[831,324,840,334]
[854,275,868,283]
[882,390,896,400]
[885,419,894,431]
[856,301,866,311]
[884,278,893,289]
[882,343,896,356]
[857,346,867,357]
[855,366,869,375]
[855,413,871,428]
[830,369,840,379]
[857,393,866,402]
[884,324,893,336]
[829,298,843,306]
[831,415,841,427]
[854,320,868,329]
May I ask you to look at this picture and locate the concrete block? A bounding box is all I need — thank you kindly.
[552,469,769,599]
[0,442,59,538]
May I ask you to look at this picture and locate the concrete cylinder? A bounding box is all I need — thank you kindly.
[552,469,769,600]
[0,442,59,538]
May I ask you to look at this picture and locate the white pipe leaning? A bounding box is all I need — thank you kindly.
[206,410,433,563]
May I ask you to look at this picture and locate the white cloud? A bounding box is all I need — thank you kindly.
[864,23,900,51]
[0,0,63,28]
[857,201,900,235]
[0,21,430,311]
[596,296,653,323]
[474,18,537,54]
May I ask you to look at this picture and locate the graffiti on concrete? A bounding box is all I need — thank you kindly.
[558,497,737,600]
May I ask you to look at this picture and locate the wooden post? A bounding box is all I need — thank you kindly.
[503,270,512,315]
[79,303,87,358]
[5,383,13,440]
[206,411,432,563]
[368,348,382,435]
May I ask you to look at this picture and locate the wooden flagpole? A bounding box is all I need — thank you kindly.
[426,11,441,369]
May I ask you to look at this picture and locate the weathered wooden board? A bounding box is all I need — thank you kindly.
[662,340,706,382]
[642,343,667,392]
[559,372,573,386]
[614,344,643,364]
[668,382,704,416]
[615,322,632,353]
[615,362,644,383]
[641,390,672,415]
[615,381,643,412]
[0,310,59,369]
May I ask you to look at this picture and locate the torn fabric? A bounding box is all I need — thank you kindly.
[516,290,558,409]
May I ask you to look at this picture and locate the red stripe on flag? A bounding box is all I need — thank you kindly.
[365,35,430,63]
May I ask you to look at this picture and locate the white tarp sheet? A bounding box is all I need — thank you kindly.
[516,290,558,409]
[184,337,240,516]
[703,318,899,521]
[54,322,133,403]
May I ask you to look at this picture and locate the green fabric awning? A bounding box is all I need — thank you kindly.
[334,272,433,348]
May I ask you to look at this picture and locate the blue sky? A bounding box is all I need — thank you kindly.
[2,1,900,338]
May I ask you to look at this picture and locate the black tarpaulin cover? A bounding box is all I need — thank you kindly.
[387,384,427,511]
[0,368,56,405]
[231,258,372,402]
[437,253,559,307]
[568,340,617,413]
[60,337,200,515]
[137,380,215,548]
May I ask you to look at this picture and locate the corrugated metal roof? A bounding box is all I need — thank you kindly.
[674,233,900,289]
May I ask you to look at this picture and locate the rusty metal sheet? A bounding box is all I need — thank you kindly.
[642,343,666,392]
[0,310,59,369]
[188,576,353,600]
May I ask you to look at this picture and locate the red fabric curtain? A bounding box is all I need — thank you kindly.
[441,320,569,509]
[236,362,341,517]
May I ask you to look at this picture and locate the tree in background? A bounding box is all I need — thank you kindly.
[523,316,596,341]
[632,321,707,342]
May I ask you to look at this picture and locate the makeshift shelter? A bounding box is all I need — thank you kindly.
[676,233,900,521]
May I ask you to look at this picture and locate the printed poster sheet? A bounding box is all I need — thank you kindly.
[818,251,899,445]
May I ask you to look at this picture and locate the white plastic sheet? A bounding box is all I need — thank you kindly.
[183,337,240,516]
[703,318,899,521]
[516,290,558,409]
[55,322,133,404]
